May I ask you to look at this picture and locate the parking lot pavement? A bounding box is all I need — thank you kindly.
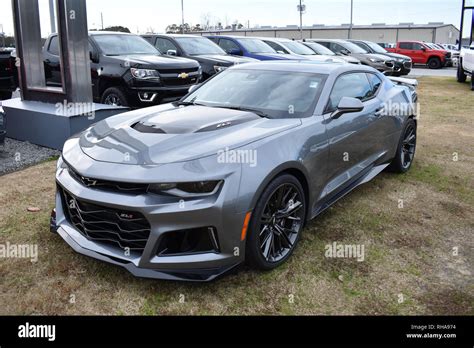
[408,67,456,77]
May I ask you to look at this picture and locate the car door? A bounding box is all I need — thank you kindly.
[44,35,62,87]
[321,72,385,198]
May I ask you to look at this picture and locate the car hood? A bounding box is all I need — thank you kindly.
[108,54,199,69]
[192,54,256,65]
[383,52,411,61]
[79,105,301,165]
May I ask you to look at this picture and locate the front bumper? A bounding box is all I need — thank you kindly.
[54,151,246,282]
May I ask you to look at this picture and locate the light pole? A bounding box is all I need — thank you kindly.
[49,0,56,33]
[297,0,306,39]
[181,0,185,33]
[348,0,354,39]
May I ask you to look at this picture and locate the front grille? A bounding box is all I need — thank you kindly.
[403,61,412,69]
[157,67,198,74]
[385,61,394,68]
[162,76,199,87]
[60,187,151,251]
[68,167,149,194]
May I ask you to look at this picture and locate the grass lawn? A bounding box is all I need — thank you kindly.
[0,76,473,315]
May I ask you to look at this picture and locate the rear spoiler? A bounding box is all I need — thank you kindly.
[388,76,418,88]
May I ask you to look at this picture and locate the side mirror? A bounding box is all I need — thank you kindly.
[421,47,426,52]
[188,84,201,94]
[340,49,350,56]
[167,49,177,56]
[331,97,364,119]
[228,48,243,56]
[90,51,99,63]
[276,50,286,54]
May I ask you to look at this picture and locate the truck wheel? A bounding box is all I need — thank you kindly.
[0,91,12,100]
[457,61,467,83]
[101,87,129,107]
[427,57,442,69]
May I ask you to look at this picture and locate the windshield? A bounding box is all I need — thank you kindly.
[364,41,387,54]
[283,41,316,55]
[342,41,368,54]
[93,34,159,55]
[182,69,327,119]
[175,37,226,55]
[304,42,335,55]
[239,39,276,53]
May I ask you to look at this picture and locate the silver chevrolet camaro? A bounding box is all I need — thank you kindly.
[52,61,418,281]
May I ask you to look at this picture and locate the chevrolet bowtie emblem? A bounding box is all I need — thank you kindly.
[177,72,189,79]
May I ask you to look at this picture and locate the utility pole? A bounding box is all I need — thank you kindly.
[297,0,306,39]
[49,0,56,33]
[101,12,104,30]
[348,0,354,39]
[181,0,185,33]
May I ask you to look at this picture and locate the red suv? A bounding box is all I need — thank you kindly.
[387,41,451,69]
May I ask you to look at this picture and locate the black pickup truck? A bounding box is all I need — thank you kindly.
[0,48,17,100]
[43,32,202,107]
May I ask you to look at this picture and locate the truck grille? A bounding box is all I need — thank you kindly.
[162,76,199,87]
[59,187,151,252]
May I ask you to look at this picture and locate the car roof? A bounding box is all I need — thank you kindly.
[143,34,206,38]
[205,35,257,40]
[255,37,292,43]
[88,31,136,36]
[309,39,348,43]
[230,60,374,75]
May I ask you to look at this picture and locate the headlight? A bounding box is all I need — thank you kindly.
[130,68,160,80]
[148,180,223,197]
[369,58,383,63]
[57,156,67,170]
[214,65,228,73]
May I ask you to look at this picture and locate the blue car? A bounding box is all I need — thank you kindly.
[206,35,306,61]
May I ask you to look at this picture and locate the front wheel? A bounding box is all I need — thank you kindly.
[388,119,417,173]
[457,61,467,83]
[427,57,442,69]
[101,87,129,107]
[245,174,306,270]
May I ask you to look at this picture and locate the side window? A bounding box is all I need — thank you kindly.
[413,43,424,50]
[399,42,413,50]
[366,73,383,96]
[327,73,373,112]
[330,43,346,54]
[316,41,330,48]
[219,39,240,53]
[48,36,60,55]
[155,38,178,54]
[265,41,287,53]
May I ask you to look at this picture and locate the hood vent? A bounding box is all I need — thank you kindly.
[131,121,166,134]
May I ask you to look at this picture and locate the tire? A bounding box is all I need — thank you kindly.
[245,174,306,270]
[427,57,442,69]
[457,61,467,83]
[388,119,417,173]
[100,87,129,107]
[471,76,474,91]
[0,91,12,100]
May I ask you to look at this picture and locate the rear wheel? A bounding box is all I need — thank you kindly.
[388,119,417,173]
[427,57,442,69]
[101,87,129,107]
[246,174,306,270]
[457,60,467,83]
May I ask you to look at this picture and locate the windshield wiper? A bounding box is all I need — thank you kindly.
[174,98,209,107]
[210,105,272,118]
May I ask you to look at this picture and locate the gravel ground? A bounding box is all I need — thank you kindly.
[0,137,60,176]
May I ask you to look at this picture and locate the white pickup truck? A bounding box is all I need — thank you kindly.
[457,44,474,90]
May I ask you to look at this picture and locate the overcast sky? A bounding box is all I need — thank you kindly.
[0,0,472,37]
